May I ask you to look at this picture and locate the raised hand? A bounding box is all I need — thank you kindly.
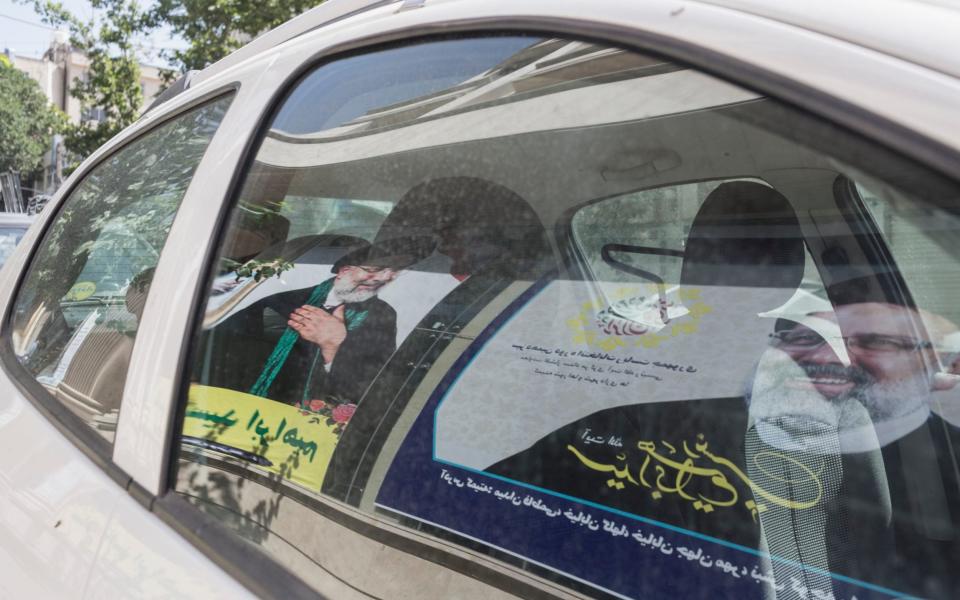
[289,304,348,364]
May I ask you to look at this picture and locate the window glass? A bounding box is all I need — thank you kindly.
[571,178,783,314]
[279,196,392,240]
[857,181,960,325]
[176,36,960,600]
[10,95,232,443]
[0,226,28,267]
[856,179,960,427]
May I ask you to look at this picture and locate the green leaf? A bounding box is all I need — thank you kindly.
[0,60,67,174]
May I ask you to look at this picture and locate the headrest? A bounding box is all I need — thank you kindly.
[680,182,804,301]
[221,208,291,262]
[376,177,550,276]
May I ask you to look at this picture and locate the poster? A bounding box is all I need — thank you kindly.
[375,279,903,600]
[183,384,342,491]
[205,253,461,346]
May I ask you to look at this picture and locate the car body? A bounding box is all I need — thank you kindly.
[1,0,960,598]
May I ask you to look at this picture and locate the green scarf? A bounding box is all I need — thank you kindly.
[249,278,369,399]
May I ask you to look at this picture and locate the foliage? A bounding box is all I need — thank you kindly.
[17,0,325,167]
[146,0,323,80]
[0,58,67,175]
[227,257,294,282]
[21,0,150,158]
[22,97,231,311]
[19,0,325,162]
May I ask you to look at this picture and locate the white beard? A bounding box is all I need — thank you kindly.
[331,275,382,304]
[334,286,377,304]
[748,349,931,453]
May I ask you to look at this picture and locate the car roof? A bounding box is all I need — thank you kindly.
[191,0,960,87]
[128,0,960,180]
[695,0,960,79]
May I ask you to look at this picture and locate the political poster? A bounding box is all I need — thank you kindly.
[183,384,343,491]
[375,279,901,600]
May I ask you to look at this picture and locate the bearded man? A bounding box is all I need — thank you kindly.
[746,301,960,599]
[750,301,959,452]
[218,241,406,407]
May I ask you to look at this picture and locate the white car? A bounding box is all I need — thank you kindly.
[2,0,960,598]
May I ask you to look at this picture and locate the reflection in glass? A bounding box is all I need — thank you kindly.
[11,95,233,443]
[176,34,960,600]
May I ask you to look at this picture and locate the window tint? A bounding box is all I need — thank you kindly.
[10,96,232,444]
[176,36,960,600]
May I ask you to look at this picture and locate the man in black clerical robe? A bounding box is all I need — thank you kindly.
[208,241,405,407]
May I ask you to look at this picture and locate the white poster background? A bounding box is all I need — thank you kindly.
[206,252,462,345]
[435,280,792,470]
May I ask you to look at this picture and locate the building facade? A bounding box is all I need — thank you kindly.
[6,31,164,196]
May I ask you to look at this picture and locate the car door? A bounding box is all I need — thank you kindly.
[0,87,257,596]
[138,6,960,600]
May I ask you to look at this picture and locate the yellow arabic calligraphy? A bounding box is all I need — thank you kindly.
[567,448,639,490]
[567,434,823,520]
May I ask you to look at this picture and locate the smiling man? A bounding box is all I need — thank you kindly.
[750,301,959,451]
[745,299,960,598]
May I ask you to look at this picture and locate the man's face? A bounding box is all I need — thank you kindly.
[756,303,939,423]
[333,264,398,303]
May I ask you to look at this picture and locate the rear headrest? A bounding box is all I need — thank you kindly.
[377,177,551,276]
[680,181,804,299]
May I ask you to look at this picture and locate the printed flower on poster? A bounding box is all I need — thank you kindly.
[298,397,356,436]
[572,329,597,345]
[332,403,356,424]
[597,336,626,352]
[635,333,669,348]
[687,302,713,318]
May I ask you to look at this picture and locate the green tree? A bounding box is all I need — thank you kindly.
[148,0,322,79]
[24,96,231,310]
[0,56,66,175]
[19,0,322,162]
[22,0,150,158]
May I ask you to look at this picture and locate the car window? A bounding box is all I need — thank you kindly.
[175,36,960,600]
[0,226,27,267]
[853,178,960,421]
[856,180,960,325]
[9,95,232,444]
[571,178,783,307]
[279,196,392,240]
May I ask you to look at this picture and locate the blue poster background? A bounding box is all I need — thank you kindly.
[374,276,910,599]
[375,370,902,600]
